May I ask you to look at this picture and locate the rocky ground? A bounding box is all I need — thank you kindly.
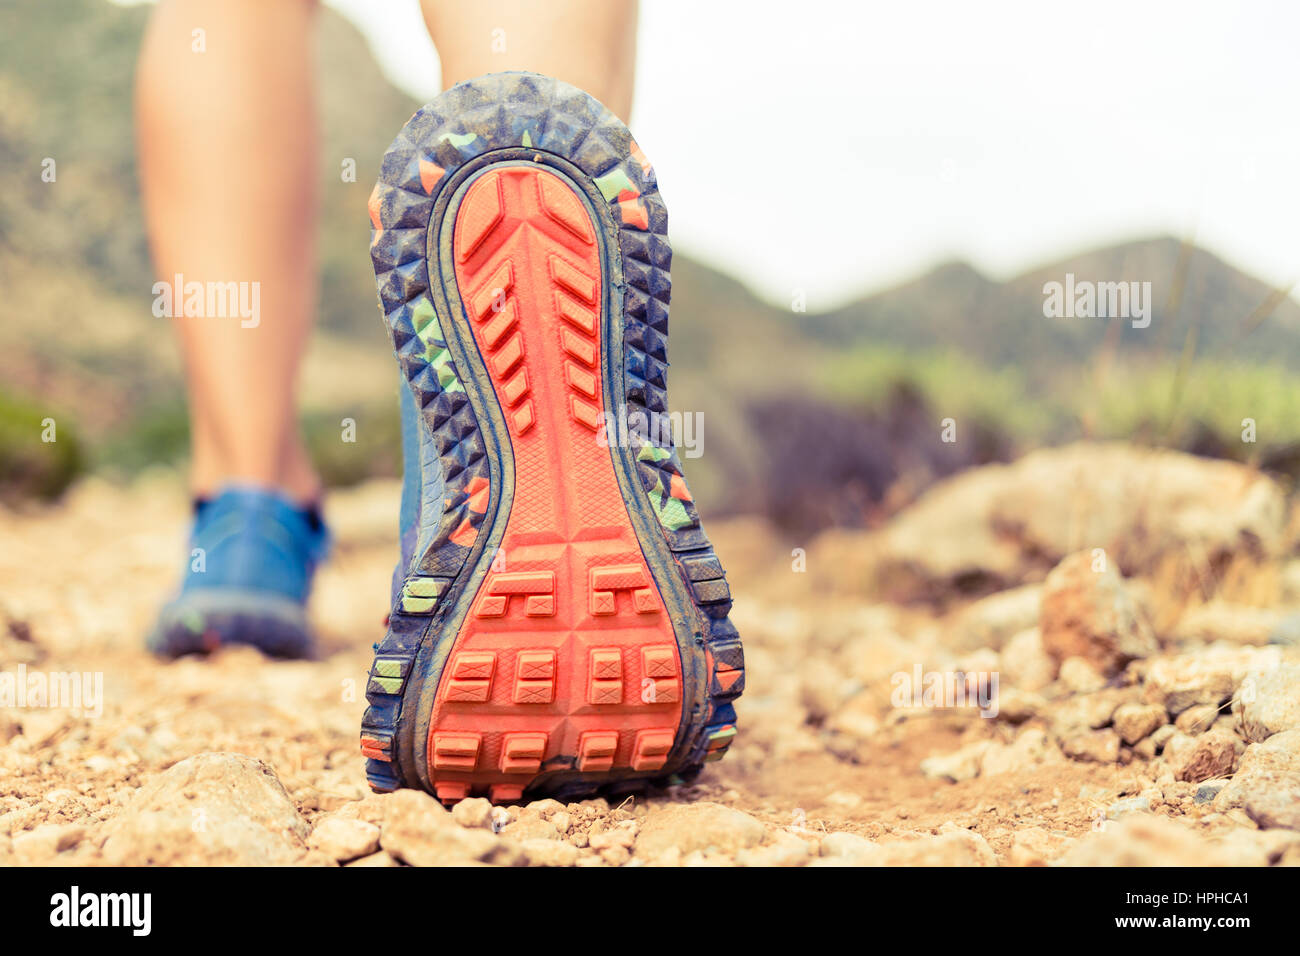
[1,441,1298,866]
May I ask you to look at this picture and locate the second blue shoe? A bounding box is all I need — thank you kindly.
[148,486,330,659]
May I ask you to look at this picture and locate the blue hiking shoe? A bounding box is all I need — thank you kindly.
[149,487,330,659]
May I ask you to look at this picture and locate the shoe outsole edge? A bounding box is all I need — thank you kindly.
[362,72,743,802]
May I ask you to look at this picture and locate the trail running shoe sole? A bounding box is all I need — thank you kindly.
[360,72,743,804]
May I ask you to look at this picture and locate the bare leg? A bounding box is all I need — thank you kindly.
[421,0,639,122]
[136,0,321,504]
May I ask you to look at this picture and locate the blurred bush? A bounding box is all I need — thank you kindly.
[302,405,403,488]
[0,390,83,501]
[92,399,403,491]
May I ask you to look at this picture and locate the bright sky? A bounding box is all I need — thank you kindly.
[123,0,1300,311]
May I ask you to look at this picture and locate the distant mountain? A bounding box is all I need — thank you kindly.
[808,237,1300,379]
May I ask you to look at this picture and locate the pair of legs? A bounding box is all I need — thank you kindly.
[136,0,637,505]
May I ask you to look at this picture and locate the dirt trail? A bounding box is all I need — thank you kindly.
[1,475,1296,866]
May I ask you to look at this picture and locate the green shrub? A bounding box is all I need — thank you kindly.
[93,400,403,490]
[95,400,191,477]
[303,404,402,488]
[0,391,83,501]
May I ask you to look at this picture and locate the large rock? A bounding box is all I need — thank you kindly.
[451,797,496,830]
[634,803,766,859]
[1173,603,1282,646]
[858,443,1286,597]
[500,810,562,842]
[1112,703,1167,745]
[1055,815,1251,866]
[1214,729,1300,830]
[799,658,856,723]
[816,827,995,867]
[1039,552,1156,677]
[980,728,1058,776]
[1047,688,1132,733]
[518,838,581,867]
[12,824,85,864]
[920,742,991,782]
[1174,704,1221,735]
[1211,828,1300,865]
[824,691,882,740]
[999,628,1056,691]
[994,687,1045,723]
[1234,662,1300,742]
[1240,778,1300,831]
[841,631,926,685]
[307,816,381,862]
[1171,731,1243,783]
[1058,656,1107,693]
[1008,826,1074,866]
[874,828,997,867]
[865,464,1027,596]
[819,831,878,860]
[736,831,814,867]
[1060,728,1121,764]
[379,789,521,866]
[1143,646,1280,715]
[916,728,1056,781]
[951,586,1042,652]
[99,753,309,865]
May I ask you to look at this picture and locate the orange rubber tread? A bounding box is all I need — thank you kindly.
[423,166,684,800]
